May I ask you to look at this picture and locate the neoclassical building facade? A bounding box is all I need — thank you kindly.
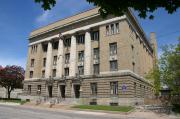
[23,8,157,105]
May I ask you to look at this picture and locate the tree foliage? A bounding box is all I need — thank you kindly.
[34,0,180,19]
[0,65,25,99]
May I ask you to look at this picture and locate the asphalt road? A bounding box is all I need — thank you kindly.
[0,105,137,119]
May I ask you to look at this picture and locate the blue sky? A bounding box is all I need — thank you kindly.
[0,0,179,68]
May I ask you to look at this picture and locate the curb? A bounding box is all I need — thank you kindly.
[0,102,21,106]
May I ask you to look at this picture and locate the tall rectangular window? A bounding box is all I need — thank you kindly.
[42,70,45,78]
[29,71,33,78]
[93,48,99,60]
[91,31,99,41]
[53,56,57,66]
[93,64,99,75]
[78,51,84,62]
[111,24,115,34]
[43,58,46,67]
[115,23,119,33]
[28,85,31,94]
[91,83,97,95]
[53,41,59,49]
[110,60,118,71]
[77,34,85,44]
[78,66,84,75]
[109,43,117,55]
[110,82,118,95]
[64,38,71,47]
[42,44,48,52]
[30,59,35,67]
[106,25,110,35]
[132,62,135,72]
[52,69,56,77]
[37,85,41,94]
[65,53,70,64]
[64,68,69,76]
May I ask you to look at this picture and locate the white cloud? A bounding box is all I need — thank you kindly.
[35,0,93,27]
[0,57,26,69]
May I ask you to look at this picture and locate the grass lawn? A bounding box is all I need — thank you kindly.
[72,105,134,112]
[0,98,27,105]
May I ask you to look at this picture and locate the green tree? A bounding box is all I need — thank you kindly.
[0,65,25,99]
[34,0,180,19]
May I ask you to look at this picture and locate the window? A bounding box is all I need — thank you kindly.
[64,38,71,47]
[64,68,69,76]
[115,23,119,33]
[93,48,99,60]
[65,53,70,64]
[91,31,99,41]
[111,24,115,34]
[78,51,84,62]
[110,82,118,95]
[43,58,46,67]
[30,59,35,67]
[53,56,57,66]
[134,82,136,97]
[78,66,84,75]
[106,25,110,35]
[109,43,117,55]
[42,70,45,78]
[31,45,38,54]
[52,69,56,77]
[77,34,85,44]
[132,62,135,72]
[28,85,31,94]
[53,41,59,49]
[42,44,48,52]
[37,85,41,94]
[29,71,33,78]
[93,64,99,74]
[91,83,97,95]
[110,60,118,71]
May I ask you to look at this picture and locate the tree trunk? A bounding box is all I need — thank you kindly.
[7,87,11,99]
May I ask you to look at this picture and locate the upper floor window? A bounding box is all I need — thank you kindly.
[43,58,46,67]
[93,64,99,75]
[78,51,84,62]
[132,62,135,72]
[64,38,71,47]
[52,69,56,77]
[91,83,97,95]
[31,45,38,54]
[42,70,45,78]
[110,60,118,71]
[42,44,48,52]
[77,34,85,44]
[53,56,57,66]
[93,48,99,60]
[91,31,99,41]
[29,71,33,78]
[53,41,59,50]
[65,53,70,64]
[110,82,118,95]
[106,23,119,36]
[64,68,69,76]
[109,43,117,55]
[30,59,35,67]
[78,66,84,75]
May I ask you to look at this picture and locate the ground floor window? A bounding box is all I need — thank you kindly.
[110,81,118,95]
[90,83,97,95]
[37,85,41,94]
[28,85,31,94]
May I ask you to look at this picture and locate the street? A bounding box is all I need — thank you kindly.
[0,104,179,119]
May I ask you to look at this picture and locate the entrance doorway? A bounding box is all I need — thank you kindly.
[48,85,53,98]
[74,85,80,98]
[60,85,66,98]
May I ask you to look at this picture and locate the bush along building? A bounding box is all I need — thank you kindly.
[22,8,158,106]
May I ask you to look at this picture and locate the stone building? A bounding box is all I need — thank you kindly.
[22,8,157,105]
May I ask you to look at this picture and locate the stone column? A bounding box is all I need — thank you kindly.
[57,38,64,78]
[69,35,77,77]
[84,31,91,75]
[45,41,52,78]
